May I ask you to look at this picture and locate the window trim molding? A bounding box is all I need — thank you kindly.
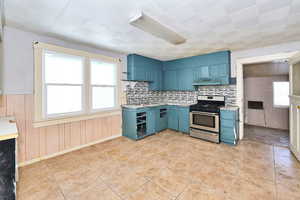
[34,42,122,127]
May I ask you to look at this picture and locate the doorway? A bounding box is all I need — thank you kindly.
[242,61,289,147]
[236,51,300,161]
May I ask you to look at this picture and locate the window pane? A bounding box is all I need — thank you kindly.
[47,85,82,115]
[44,51,84,84]
[92,87,115,109]
[91,60,116,85]
[273,82,289,106]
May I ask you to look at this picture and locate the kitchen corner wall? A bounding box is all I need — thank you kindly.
[125,82,237,106]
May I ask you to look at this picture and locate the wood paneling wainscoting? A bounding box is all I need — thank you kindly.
[0,94,122,166]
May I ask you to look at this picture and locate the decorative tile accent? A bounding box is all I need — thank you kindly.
[124,82,237,106]
[198,85,237,106]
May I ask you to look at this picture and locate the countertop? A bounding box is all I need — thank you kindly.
[0,117,18,141]
[220,106,239,111]
[122,103,196,109]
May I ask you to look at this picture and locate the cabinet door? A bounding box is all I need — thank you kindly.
[177,69,194,91]
[193,66,210,82]
[122,109,138,140]
[158,107,168,131]
[147,109,156,134]
[164,70,177,91]
[149,69,162,91]
[168,107,178,130]
[134,67,147,81]
[210,64,230,84]
[178,107,190,133]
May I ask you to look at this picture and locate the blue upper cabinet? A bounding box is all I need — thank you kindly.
[163,70,178,90]
[163,51,231,88]
[178,69,194,91]
[127,54,163,90]
[128,51,231,91]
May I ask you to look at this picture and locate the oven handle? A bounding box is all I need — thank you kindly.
[190,111,219,116]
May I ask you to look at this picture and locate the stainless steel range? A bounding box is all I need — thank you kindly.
[189,96,225,143]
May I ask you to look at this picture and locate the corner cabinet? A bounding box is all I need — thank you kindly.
[127,54,163,91]
[122,105,190,140]
[122,107,157,140]
[220,109,239,145]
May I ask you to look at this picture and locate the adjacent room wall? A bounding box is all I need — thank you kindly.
[0,26,125,165]
[244,75,289,130]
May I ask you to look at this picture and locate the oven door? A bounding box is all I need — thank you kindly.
[190,111,219,132]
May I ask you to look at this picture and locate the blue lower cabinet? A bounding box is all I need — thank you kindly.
[157,107,168,132]
[147,109,156,134]
[122,105,190,140]
[167,106,178,130]
[122,108,154,140]
[178,107,190,133]
[220,109,239,145]
[167,106,190,133]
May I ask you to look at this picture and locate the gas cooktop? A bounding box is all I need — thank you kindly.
[190,96,225,113]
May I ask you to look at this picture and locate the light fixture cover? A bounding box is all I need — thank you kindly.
[130,12,186,45]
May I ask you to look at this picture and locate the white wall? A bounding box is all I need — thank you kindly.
[244,75,289,130]
[231,41,300,77]
[2,26,127,94]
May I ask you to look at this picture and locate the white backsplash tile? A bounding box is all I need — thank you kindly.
[124,82,237,106]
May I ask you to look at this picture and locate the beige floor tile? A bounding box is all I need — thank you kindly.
[58,169,102,198]
[229,178,276,200]
[66,181,122,200]
[151,168,191,197]
[17,181,64,200]
[277,182,300,200]
[127,181,174,200]
[104,172,149,199]
[17,130,300,200]
[177,181,228,200]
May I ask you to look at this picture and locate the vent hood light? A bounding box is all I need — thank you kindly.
[130,12,186,45]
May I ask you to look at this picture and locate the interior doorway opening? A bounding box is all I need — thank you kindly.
[242,61,290,147]
[236,52,297,139]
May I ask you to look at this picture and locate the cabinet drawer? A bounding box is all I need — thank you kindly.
[221,127,235,139]
[221,119,235,128]
[221,137,236,145]
[220,110,235,120]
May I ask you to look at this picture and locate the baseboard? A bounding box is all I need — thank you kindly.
[19,134,122,167]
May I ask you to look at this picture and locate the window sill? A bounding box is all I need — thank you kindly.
[273,105,289,109]
[33,108,121,128]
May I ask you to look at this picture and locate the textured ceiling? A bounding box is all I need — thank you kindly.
[5,0,300,60]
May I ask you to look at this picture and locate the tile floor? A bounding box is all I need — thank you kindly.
[244,124,289,147]
[18,130,300,200]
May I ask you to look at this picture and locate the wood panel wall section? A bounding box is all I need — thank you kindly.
[0,94,122,166]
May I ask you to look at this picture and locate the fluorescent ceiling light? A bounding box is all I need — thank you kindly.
[130,12,186,45]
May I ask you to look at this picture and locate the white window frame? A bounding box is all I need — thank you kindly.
[273,81,290,108]
[89,58,118,113]
[34,42,121,127]
[42,50,87,119]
